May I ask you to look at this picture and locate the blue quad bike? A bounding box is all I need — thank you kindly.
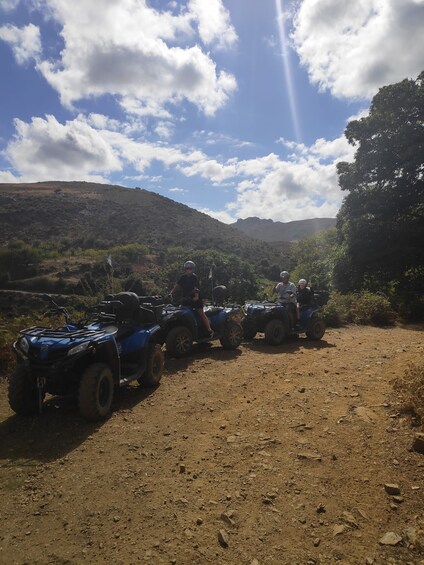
[8,292,164,421]
[138,288,244,358]
[242,295,326,345]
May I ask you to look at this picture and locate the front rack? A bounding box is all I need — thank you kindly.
[20,326,107,340]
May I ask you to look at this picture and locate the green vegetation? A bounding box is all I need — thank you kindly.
[322,291,395,327]
[334,70,424,319]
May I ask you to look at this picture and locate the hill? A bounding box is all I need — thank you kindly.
[0,182,280,299]
[0,181,275,262]
[232,216,336,242]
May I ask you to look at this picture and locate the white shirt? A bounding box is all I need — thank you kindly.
[275,281,297,304]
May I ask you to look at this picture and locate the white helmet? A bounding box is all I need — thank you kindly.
[299,279,307,285]
[280,271,289,278]
[184,260,195,270]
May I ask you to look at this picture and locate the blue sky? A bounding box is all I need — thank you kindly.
[0,0,423,223]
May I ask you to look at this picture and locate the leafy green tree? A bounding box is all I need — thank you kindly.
[334,71,424,315]
[291,229,337,290]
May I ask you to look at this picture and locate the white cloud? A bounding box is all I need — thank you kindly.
[0,23,41,64]
[169,187,187,193]
[3,114,205,182]
[33,0,236,116]
[292,0,424,99]
[197,207,236,224]
[0,170,20,182]
[6,115,121,182]
[155,121,175,140]
[188,0,237,49]
[0,0,20,11]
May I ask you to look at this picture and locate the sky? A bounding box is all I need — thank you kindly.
[0,1,423,224]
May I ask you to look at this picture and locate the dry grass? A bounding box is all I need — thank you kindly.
[393,361,424,420]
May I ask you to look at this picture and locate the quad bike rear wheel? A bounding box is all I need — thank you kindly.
[166,326,193,358]
[8,364,42,416]
[306,316,326,340]
[79,363,114,421]
[264,319,286,345]
[138,344,164,387]
[220,321,243,350]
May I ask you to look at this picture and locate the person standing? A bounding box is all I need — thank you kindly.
[171,260,213,336]
[273,270,297,328]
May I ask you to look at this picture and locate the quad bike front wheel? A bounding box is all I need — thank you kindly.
[306,317,326,340]
[166,326,193,358]
[79,363,114,421]
[220,321,243,350]
[8,364,42,416]
[264,319,286,345]
[138,344,164,387]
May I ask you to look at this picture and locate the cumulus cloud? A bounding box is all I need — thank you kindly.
[0,170,20,182]
[33,0,236,116]
[188,0,237,49]
[292,0,424,99]
[183,130,354,222]
[197,207,236,224]
[6,115,121,181]
[3,114,204,182]
[0,23,41,64]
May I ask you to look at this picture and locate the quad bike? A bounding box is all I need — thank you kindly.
[8,292,164,421]
[138,286,244,358]
[242,292,326,346]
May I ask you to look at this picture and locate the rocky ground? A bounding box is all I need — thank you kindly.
[0,325,423,565]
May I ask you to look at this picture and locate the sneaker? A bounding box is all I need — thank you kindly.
[208,330,214,338]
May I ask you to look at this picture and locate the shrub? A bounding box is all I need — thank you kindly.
[322,291,395,327]
[322,292,352,327]
[350,291,396,325]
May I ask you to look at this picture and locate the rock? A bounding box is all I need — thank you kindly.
[218,529,229,548]
[297,452,322,461]
[379,532,402,546]
[179,464,186,473]
[333,524,347,536]
[313,537,320,546]
[412,432,424,454]
[220,512,235,527]
[354,406,378,424]
[316,503,326,514]
[392,496,404,503]
[341,511,359,528]
[384,483,401,495]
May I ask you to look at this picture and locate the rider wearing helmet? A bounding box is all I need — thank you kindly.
[272,270,298,329]
[171,261,213,336]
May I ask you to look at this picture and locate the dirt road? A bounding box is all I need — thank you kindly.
[1,325,423,565]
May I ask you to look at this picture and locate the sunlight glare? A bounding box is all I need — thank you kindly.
[275,0,301,142]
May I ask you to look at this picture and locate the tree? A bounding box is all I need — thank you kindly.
[334,71,424,314]
[291,229,338,290]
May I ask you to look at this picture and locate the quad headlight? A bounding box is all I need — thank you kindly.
[67,341,90,356]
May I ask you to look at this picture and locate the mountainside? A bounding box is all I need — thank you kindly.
[0,181,274,262]
[232,216,336,242]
